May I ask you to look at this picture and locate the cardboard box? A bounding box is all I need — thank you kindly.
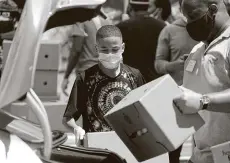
[3,101,83,132]
[104,75,204,162]
[211,141,230,163]
[3,40,60,70]
[62,133,78,147]
[180,136,193,161]
[36,40,60,70]
[84,131,169,163]
[33,70,58,97]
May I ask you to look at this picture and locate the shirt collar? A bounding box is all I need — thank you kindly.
[204,20,230,53]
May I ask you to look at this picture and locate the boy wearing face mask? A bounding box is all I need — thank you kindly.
[62,25,145,144]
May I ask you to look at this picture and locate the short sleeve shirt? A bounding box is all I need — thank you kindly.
[63,64,145,132]
[183,25,230,163]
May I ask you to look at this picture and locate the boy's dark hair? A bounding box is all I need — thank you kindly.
[96,25,122,41]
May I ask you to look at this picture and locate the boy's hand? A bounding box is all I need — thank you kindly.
[74,126,85,145]
[61,78,69,96]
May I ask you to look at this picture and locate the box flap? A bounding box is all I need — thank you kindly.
[105,75,170,116]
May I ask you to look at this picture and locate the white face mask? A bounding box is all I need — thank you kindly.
[98,51,123,69]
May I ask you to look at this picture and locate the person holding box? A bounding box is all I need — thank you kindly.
[62,25,145,144]
[173,0,230,163]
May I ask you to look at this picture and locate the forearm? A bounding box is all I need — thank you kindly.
[64,53,79,79]
[155,59,170,74]
[65,35,84,79]
[123,0,129,14]
[204,89,230,113]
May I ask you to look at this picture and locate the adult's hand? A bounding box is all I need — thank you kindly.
[173,86,202,114]
[166,58,185,73]
[149,8,162,20]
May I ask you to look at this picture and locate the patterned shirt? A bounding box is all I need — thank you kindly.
[63,64,145,132]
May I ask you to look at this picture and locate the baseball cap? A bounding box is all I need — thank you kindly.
[130,0,150,5]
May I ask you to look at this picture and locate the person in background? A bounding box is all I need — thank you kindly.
[148,0,173,24]
[116,0,170,83]
[62,25,145,144]
[155,0,198,86]
[102,0,130,24]
[173,0,230,163]
[61,12,111,95]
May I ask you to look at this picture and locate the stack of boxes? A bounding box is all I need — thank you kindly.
[33,40,60,101]
[3,40,60,101]
[2,40,82,132]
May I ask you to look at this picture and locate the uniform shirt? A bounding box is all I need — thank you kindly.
[117,16,166,82]
[63,64,145,132]
[183,25,230,163]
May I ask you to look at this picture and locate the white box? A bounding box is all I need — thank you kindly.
[3,104,29,119]
[84,131,169,163]
[211,141,230,163]
[105,75,204,162]
[2,40,60,70]
[180,136,193,161]
[36,40,60,70]
[2,101,83,132]
[33,70,58,97]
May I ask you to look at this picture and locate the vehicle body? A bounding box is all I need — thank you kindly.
[0,0,106,162]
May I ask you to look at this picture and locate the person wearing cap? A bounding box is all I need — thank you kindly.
[116,0,170,83]
[61,11,111,95]
[173,0,230,162]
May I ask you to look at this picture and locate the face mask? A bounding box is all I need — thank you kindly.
[186,12,215,41]
[98,52,123,69]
